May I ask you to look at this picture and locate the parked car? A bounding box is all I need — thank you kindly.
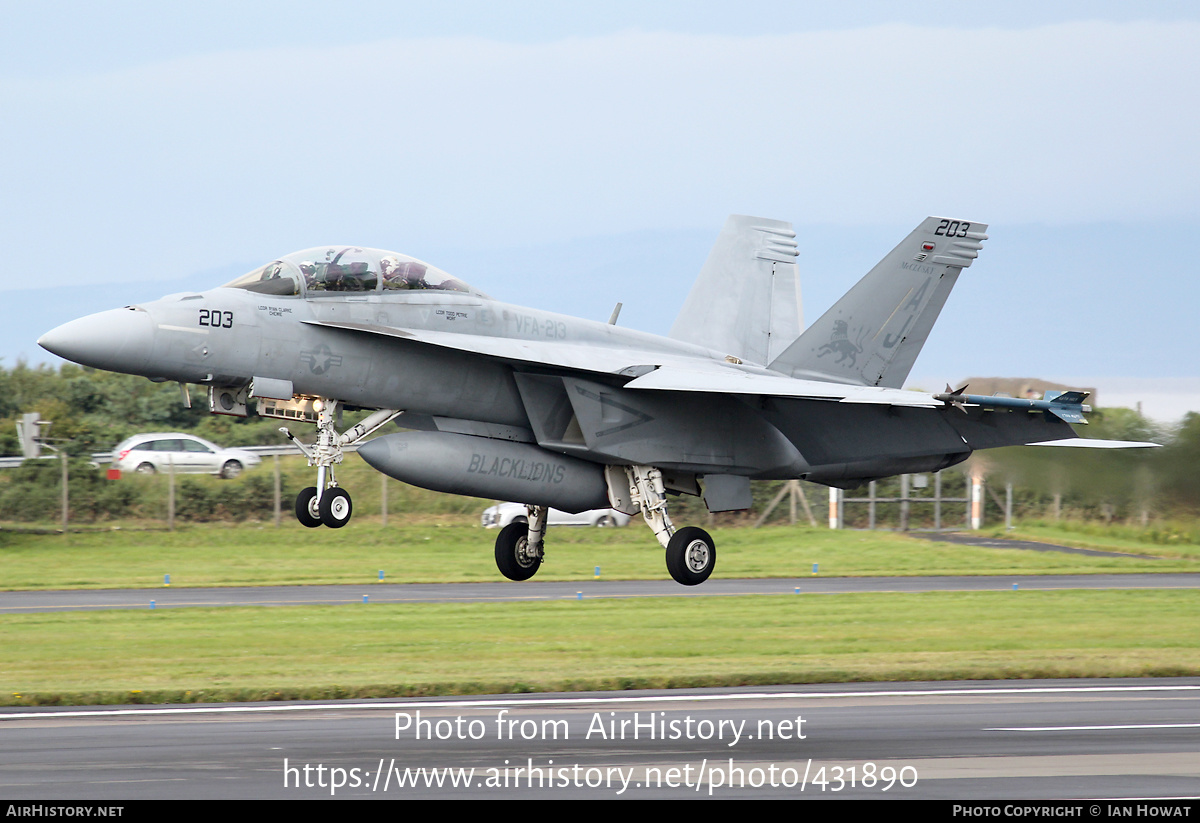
[111,433,262,479]
[481,502,631,529]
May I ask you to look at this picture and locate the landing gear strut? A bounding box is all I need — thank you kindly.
[280,399,400,529]
[626,465,716,586]
[494,505,547,581]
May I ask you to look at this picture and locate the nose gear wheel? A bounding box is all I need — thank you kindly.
[279,399,400,529]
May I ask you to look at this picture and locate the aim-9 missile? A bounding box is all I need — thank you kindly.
[934,386,1091,424]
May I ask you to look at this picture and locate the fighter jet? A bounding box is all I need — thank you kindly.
[38,216,1138,585]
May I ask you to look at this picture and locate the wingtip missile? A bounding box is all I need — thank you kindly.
[937,383,969,413]
[933,386,1091,424]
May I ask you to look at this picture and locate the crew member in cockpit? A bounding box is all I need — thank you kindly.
[382,259,430,290]
[380,256,405,288]
[402,263,430,289]
[299,261,322,290]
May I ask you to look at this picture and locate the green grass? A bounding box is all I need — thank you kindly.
[0,521,1194,591]
[1001,521,1200,559]
[3,500,1197,706]
[1,590,1196,706]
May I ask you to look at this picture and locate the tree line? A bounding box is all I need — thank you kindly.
[1,362,1197,525]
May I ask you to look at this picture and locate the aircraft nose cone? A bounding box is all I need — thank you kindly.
[38,307,155,373]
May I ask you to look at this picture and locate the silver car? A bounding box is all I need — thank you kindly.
[112,433,261,479]
[481,501,631,529]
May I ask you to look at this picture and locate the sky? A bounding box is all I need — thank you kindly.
[4,2,1199,419]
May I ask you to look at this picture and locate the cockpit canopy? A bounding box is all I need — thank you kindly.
[221,247,488,298]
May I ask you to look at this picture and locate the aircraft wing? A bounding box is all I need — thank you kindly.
[621,365,943,407]
[306,319,943,408]
[302,319,698,375]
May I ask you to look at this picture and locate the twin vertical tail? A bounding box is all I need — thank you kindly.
[668,215,803,366]
[768,217,988,388]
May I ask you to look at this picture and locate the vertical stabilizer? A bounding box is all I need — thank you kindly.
[768,217,987,387]
[669,215,803,366]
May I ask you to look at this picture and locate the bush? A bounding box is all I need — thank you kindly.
[0,459,288,524]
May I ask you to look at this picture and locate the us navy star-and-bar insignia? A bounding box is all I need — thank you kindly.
[300,344,344,375]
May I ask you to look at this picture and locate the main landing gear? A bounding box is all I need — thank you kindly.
[493,505,547,581]
[625,464,715,586]
[491,465,716,586]
[280,398,400,529]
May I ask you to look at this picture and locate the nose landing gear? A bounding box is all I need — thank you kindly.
[294,486,323,528]
[280,398,400,528]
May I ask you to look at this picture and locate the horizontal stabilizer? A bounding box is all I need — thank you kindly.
[1027,438,1160,449]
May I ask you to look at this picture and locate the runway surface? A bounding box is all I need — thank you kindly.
[921,531,1159,558]
[1,679,1197,799]
[1,573,1198,613]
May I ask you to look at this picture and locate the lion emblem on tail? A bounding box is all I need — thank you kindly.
[816,320,864,366]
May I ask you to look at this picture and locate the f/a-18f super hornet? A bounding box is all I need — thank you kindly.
[39,216,1144,585]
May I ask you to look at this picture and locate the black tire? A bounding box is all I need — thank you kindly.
[136,462,156,475]
[494,521,541,581]
[665,526,716,586]
[595,513,616,527]
[295,487,322,528]
[220,460,243,479]
[319,488,353,529]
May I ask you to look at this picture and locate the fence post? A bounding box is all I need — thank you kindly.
[970,474,983,530]
[273,455,281,527]
[60,448,69,534]
[934,471,943,530]
[867,480,876,530]
[167,456,175,531]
